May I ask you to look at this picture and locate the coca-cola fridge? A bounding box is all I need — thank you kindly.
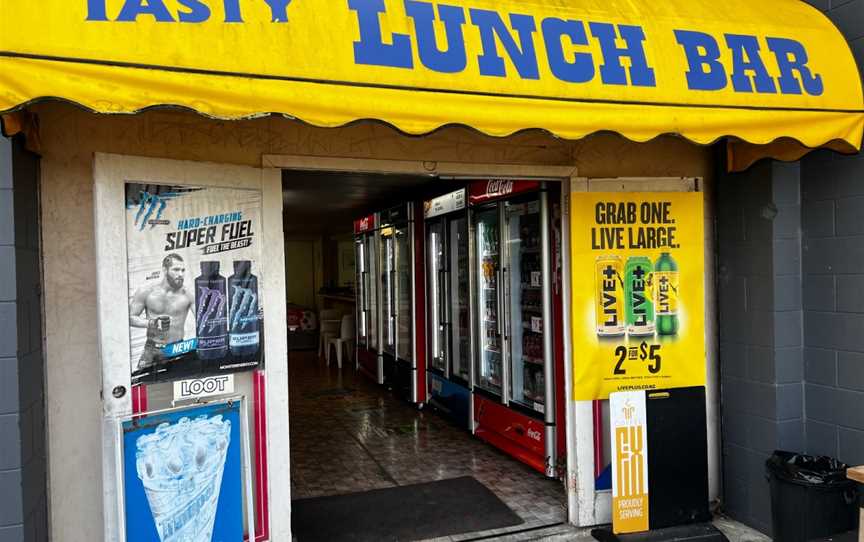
[424,188,473,429]
[470,179,566,478]
[354,213,383,383]
[380,203,427,406]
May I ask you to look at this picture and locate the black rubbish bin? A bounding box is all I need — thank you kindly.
[766,450,858,541]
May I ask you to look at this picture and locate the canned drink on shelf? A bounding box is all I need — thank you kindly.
[595,255,626,336]
[624,256,656,336]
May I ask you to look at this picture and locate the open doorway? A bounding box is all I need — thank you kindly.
[282,169,568,541]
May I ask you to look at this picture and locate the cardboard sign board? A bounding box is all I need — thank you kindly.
[609,387,712,534]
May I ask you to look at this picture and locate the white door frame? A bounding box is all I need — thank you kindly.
[93,153,290,541]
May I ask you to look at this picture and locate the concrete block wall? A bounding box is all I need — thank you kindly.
[801,149,864,465]
[717,160,805,535]
[0,136,47,542]
[802,0,864,466]
[715,0,864,534]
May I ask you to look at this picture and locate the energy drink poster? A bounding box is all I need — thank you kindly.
[121,401,244,542]
[571,192,705,400]
[125,183,264,385]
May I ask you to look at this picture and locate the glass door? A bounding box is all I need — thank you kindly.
[381,228,396,356]
[355,236,367,347]
[449,215,471,384]
[395,222,414,363]
[427,218,448,373]
[505,196,545,413]
[475,205,502,395]
[366,233,378,351]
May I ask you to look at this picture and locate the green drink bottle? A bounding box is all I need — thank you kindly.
[654,252,679,336]
[624,257,655,336]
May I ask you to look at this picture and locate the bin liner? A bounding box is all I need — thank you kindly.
[766,450,851,485]
[765,450,858,541]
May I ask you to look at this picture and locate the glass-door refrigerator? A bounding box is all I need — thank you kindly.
[470,179,564,478]
[380,203,427,406]
[424,188,473,429]
[354,213,383,383]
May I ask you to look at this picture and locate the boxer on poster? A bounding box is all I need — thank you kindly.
[128,253,195,373]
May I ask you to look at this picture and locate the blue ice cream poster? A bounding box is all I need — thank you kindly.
[122,401,244,542]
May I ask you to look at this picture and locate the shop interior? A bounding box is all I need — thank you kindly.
[281,169,569,541]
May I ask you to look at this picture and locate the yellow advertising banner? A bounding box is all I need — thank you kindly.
[0,0,862,150]
[571,192,705,401]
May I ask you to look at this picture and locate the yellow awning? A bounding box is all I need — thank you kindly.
[1,0,862,154]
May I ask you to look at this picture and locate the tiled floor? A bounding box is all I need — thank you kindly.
[288,350,568,540]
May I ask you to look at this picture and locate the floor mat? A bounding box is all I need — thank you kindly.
[291,476,524,541]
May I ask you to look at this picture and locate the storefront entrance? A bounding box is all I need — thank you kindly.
[279,168,569,540]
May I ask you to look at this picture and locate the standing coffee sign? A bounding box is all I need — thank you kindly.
[125,183,264,384]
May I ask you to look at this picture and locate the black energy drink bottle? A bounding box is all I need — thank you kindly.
[196,261,229,360]
[228,260,260,358]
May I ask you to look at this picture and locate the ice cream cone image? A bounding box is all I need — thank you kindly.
[136,415,231,542]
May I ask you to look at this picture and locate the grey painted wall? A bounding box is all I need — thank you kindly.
[800,0,864,470]
[0,136,47,542]
[717,161,805,535]
[801,149,864,465]
[715,0,864,535]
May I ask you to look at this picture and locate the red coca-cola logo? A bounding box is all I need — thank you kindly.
[469,179,540,204]
[355,214,375,233]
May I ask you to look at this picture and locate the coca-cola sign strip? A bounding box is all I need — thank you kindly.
[468,180,542,205]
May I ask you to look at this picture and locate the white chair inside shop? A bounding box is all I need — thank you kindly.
[326,314,356,369]
[318,309,341,358]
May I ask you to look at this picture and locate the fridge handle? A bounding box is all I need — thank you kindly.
[358,271,366,338]
[361,271,368,312]
[389,269,397,346]
[502,267,510,339]
[444,268,451,327]
[438,269,447,326]
[496,267,504,337]
[390,270,397,316]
